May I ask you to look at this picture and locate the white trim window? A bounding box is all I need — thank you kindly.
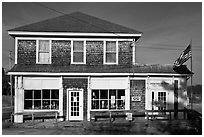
[37,40,51,64]
[104,41,118,64]
[91,89,125,110]
[24,89,59,110]
[71,40,86,64]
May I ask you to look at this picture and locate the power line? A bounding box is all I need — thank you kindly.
[137,46,201,51]
[33,3,201,52]
[35,2,65,15]
[34,2,122,37]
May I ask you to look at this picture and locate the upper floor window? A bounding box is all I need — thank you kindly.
[104,41,118,64]
[71,40,86,64]
[37,40,51,64]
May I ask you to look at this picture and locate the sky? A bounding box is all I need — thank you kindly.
[2,2,202,85]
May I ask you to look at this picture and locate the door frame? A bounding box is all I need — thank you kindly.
[66,88,83,121]
[151,90,167,115]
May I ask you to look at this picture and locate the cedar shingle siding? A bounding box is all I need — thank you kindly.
[17,40,36,64]
[52,40,71,65]
[86,41,103,65]
[16,40,134,66]
[130,80,146,111]
[118,41,133,65]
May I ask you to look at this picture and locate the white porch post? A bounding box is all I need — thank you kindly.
[59,76,63,121]
[14,76,24,123]
[87,76,91,121]
[126,76,130,110]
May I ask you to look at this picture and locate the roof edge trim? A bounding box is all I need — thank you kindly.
[7,72,189,76]
[8,31,142,37]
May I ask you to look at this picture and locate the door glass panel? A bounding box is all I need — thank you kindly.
[158,92,166,114]
[71,91,80,116]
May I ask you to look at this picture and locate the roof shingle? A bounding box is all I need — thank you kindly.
[9,12,142,34]
[8,64,192,75]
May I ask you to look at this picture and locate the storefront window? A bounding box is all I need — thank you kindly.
[24,89,59,110]
[91,89,125,110]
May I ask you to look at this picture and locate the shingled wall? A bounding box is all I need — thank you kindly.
[86,41,103,65]
[118,41,133,65]
[16,39,133,66]
[52,40,71,65]
[130,80,146,112]
[17,40,36,64]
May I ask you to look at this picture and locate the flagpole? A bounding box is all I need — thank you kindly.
[190,39,193,110]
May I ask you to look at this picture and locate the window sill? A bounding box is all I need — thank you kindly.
[23,109,59,112]
[36,62,51,65]
[104,63,118,65]
[71,62,86,65]
[90,109,125,112]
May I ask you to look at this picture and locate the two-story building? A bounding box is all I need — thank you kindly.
[8,12,191,123]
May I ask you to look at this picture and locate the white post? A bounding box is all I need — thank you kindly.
[14,76,23,123]
[59,76,63,121]
[87,76,91,121]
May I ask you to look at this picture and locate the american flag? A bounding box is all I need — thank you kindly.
[174,44,192,67]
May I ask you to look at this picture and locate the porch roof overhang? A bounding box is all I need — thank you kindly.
[8,64,193,77]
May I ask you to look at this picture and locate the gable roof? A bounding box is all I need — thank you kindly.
[8,12,142,37]
[8,64,192,75]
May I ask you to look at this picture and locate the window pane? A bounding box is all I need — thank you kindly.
[106,53,116,63]
[51,100,59,109]
[39,40,50,52]
[100,100,108,109]
[24,100,32,109]
[42,100,50,109]
[51,90,59,99]
[43,89,50,99]
[73,52,83,62]
[117,100,125,109]
[73,41,83,51]
[117,90,125,99]
[39,53,50,63]
[92,100,99,109]
[34,100,41,110]
[109,90,116,96]
[25,90,33,99]
[109,100,116,109]
[34,90,41,99]
[109,90,116,109]
[92,90,99,99]
[100,90,108,99]
[106,41,116,52]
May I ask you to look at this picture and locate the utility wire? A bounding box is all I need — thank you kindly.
[34,2,122,37]
[137,46,201,51]
[33,3,201,51]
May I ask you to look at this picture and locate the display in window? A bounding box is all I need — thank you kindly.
[51,100,59,109]
[100,100,108,109]
[42,100,50,109]
[34,100,41,109]
[24,89,59,110]
[92,90,99,99]
[117,100,125,109]
[92,100,99,109]
[91,89,125,110]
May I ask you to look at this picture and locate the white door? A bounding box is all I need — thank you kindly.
[152,91,167,114]
[68,90,83,121]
